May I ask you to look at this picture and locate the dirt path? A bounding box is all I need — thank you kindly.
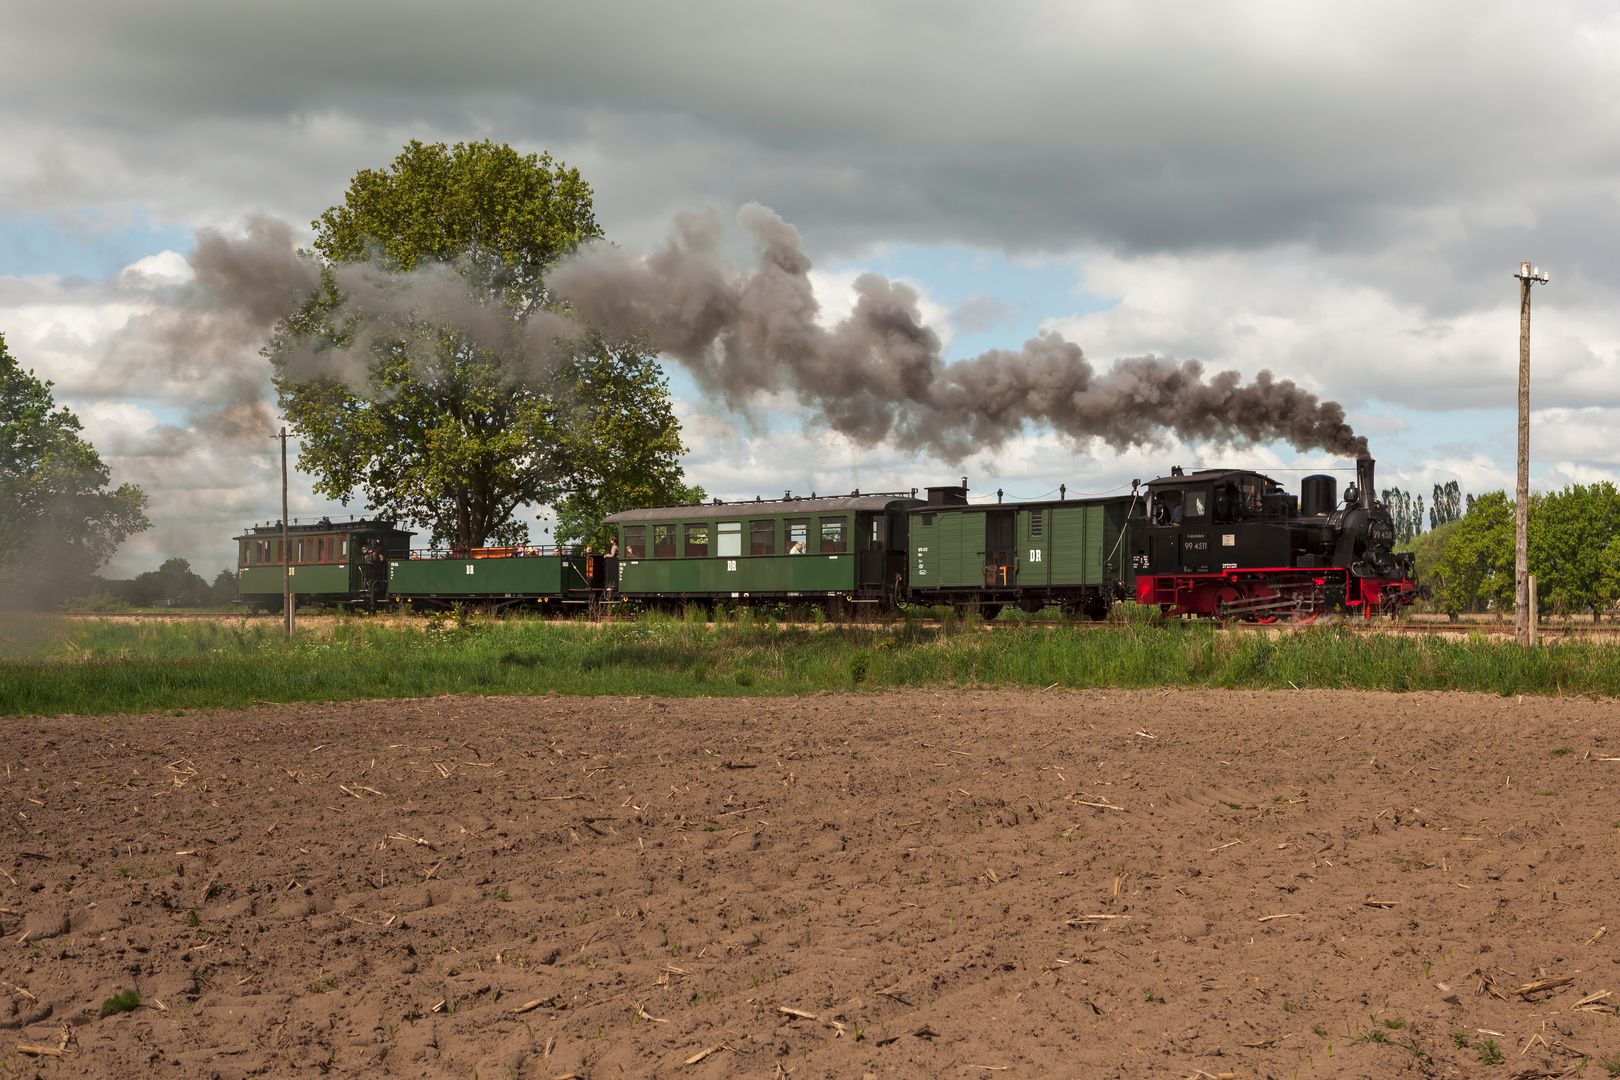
[2,688,1617,1078]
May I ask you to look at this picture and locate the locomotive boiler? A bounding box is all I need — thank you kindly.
[1132,456,1416,622]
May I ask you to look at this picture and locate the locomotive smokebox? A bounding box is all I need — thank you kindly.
[1356,455,1376,511]
[1300,474,1337,516]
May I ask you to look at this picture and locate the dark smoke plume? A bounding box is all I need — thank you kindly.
[548,203,1368,462]
[129,219,577,411]
[103,216,320,443]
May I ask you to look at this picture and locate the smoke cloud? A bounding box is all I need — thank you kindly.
[139,205,1366,463]
[98,216,320,443]
[548,203,1368,461]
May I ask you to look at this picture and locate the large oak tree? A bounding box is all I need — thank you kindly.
[269,139,697,549]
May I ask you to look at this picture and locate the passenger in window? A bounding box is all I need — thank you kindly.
[788,539,805,554]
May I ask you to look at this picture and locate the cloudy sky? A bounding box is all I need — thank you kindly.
[3,0,1616,575]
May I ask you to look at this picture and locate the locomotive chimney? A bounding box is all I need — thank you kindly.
[1356,455,1375,511]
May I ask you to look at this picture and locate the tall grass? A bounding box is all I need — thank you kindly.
[1,612,1614,716]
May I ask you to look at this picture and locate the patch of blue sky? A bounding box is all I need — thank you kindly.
[1355,403,1512,463]
[822,243,1117,360]
[0,207,194,279]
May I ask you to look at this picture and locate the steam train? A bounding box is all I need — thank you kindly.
[233,457,1415,621]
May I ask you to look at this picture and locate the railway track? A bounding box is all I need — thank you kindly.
[37,609,1620,636]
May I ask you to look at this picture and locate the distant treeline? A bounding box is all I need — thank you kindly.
[65,558,237,611]
[1393,482,1620,620]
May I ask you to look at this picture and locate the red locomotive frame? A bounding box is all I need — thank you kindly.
[1136,566,1417,623]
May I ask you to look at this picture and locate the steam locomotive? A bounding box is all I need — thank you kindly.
[1132,456,1416,621]
[233,457,1416,621]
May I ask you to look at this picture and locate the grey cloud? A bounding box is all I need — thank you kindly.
[2,2,1615,264]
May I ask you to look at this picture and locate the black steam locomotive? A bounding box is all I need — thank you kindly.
[1133,455,1416,621]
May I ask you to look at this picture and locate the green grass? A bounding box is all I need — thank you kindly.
[5,611,1620,716]
[1473,1036,1504,1065]
[100,988,140,1015]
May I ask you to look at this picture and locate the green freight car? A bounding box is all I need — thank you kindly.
[385,548,609,610]
[906,484,1142,619]
[235,517,413,612]
[604,492,923,608]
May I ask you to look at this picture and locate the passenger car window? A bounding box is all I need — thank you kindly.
[750,519,776,556]
[785,518,809,554]
[623,525,646,558]
[685,523,709,558]
[653,524,677,558]
[716,521,741,557]
[819,517,847,553]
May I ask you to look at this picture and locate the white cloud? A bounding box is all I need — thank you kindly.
[118,250,190,285]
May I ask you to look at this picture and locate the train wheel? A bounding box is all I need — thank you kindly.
[979,604,1004,622]
[1245,582,1280,623]
[1214,586,1241,623]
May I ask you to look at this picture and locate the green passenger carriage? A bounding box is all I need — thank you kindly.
[235,517,413,613]
[604,492,923,609]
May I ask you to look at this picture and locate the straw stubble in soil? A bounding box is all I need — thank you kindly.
[2,688,1618,1078]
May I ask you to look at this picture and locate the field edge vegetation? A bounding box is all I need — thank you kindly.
[1,611,1613,717]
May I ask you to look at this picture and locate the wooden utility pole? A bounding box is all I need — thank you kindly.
[1514,262,1549,646]
[280,426,293,639]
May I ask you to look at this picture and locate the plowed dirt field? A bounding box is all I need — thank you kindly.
[3,688,1618,1079]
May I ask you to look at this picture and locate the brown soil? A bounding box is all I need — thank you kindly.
[3,689,1618,1079]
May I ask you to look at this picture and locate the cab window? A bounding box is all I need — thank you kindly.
[1152,489,1183,525]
